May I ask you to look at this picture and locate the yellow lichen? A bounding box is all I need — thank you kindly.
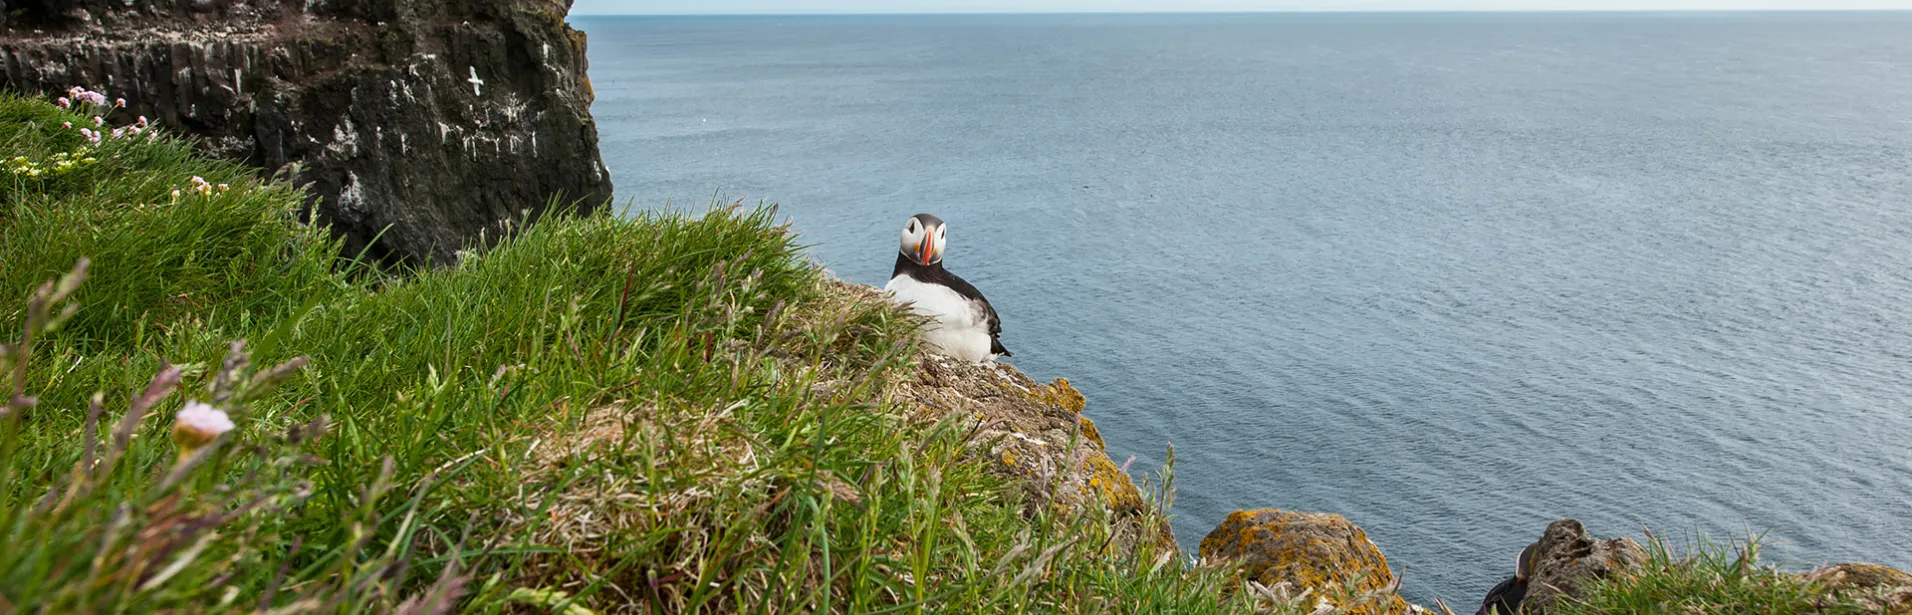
[1077,415,1106,449]
[1199,509,1411,615]
[1082,454,1144,512]
[1026,377,1086,413]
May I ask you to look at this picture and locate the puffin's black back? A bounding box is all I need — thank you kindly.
[893,253,1012,357]
[1475,576,1528,615]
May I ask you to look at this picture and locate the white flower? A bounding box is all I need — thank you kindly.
[173,401,234,455]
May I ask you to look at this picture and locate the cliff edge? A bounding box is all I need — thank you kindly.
[1,0,614,266]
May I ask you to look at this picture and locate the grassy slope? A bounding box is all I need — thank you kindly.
[0,92,1252,613]
[2,92,1889,615]
[1556,537,1898,615]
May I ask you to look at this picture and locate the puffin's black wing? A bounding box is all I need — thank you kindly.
[919,266,1012,358]
[981,298,1011,357]
[1475,576,1526,615]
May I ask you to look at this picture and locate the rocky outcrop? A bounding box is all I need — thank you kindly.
[889,340,1179,558]
[1806,563,1912,614]
[1519,519,1649,612]
[1198,509,1415,615]
[2,0,613,266]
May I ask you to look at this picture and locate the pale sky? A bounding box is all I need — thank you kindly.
[574,0,1912,14]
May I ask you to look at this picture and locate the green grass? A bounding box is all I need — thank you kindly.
[12,90,1886,615]
[1554,535,1892,615]
[0,91,1269,613]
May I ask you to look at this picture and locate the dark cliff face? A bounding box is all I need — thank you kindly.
[3,0,614,266]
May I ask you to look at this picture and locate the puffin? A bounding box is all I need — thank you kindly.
[883,213,1011,362]
[1476,543,1538,615]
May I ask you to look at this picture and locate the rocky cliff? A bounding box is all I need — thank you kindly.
[856,281,1181,557]
[1,0,613,266]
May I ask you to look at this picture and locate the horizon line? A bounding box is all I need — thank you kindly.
[572,8,1912,16]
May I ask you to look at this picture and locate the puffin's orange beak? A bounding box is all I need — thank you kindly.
[917,233,934,265]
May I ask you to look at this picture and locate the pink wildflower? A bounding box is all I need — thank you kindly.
[92,116,103,126]
[114,98,125,108]
[56,97,70,108]
[172,401,235,461]
[61,122,71,129]
[112,128,125,138]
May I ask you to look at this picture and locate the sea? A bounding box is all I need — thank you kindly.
[574,11,1912,605]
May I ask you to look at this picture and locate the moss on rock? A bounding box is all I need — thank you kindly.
[1199,509,1413,615]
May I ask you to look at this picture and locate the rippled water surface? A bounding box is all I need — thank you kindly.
[577,12,1912,603]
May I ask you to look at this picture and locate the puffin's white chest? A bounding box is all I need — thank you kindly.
[884,274,994,362]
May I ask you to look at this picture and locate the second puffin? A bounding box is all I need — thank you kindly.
[884,213,1012,363]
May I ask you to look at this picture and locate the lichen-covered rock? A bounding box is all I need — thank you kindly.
[1522,519,1649,612]
[1805,563,1912,614]
[1198,509,1413,615]
[881,311,1176,557]
[2,0,613,266]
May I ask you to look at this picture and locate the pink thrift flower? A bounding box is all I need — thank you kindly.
[61,121,71,129]
[112,128,125,138]
[172,401,235,458]
[56,97,70,108]
[67,86,82,98]
[92,116,103,126]
[114,98,126,108]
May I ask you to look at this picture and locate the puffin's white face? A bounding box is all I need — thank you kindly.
[899,214,947,266]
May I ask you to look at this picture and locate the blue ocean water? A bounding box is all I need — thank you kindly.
[576,12,1912,605]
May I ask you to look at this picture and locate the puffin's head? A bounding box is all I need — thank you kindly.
[1515,543,1538,582]
[899,213,946,266]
